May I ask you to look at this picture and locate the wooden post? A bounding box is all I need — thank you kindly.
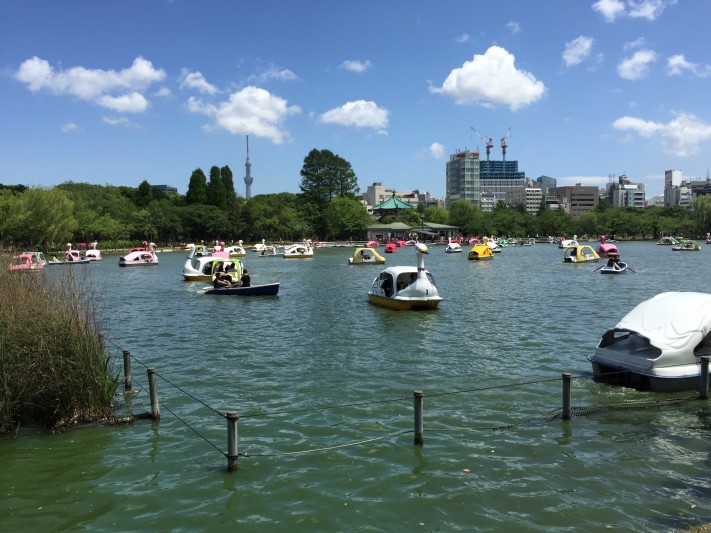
[562,373,572,420]
[147,368,160,420]
[700,357,709,400]
[123,349,132,391]
[413,390,424,446]
[226,411,239,472]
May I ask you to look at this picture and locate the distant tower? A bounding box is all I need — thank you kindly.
[244,135,253,199]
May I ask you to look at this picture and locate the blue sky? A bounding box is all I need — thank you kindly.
[2,0,710,199]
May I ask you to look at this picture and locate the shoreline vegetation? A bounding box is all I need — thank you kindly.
[0,264,117,436]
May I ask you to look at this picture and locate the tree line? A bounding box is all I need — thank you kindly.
[1,149,710,251]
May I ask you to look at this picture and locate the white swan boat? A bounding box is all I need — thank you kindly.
[182,244,231,281]
[119,247,158,267]
[224,240,247,257]
[445,239,462,253]
[283,241,314,259]
[587,291,711,391]
[368,243,442,310]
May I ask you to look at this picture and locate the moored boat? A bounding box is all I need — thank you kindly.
[367,243,442,310]
[349,247,385,265]
[587,291,711,391]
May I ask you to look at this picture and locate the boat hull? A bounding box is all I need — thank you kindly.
[588,357,708,392]
[204,283,280,296]
[367,293,441,310]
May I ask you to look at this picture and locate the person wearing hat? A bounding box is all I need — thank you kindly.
[239,268,251,287]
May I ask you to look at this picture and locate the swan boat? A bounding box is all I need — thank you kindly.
[119,247,159,267]
[8,253,44,272]
[349,247,385,265]
[224,240,247,257]
[656,236,679,246]
[368,243,442,310]
[558,235,579,249]
[563,245,600,263]
[283,241,314,259]
[596,235,619,257]
[467,237,494,260]
[384,243,397,253]
[445,239,462,253]
[182,244,231,281]
[587,291,711,392]
[672,239,700,251]
[48,250,91,265]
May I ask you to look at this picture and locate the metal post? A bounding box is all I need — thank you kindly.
[414,390,424,446]
[123,350,132,391]
[700,357,709,400]
[562,373,572,420]
[147,368,160,420]
[226,411,239,472]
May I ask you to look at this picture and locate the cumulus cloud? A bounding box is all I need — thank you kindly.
[179,70,218,95]
[428,143,445,159]
[61,122,82,133]
[186,86,300,144]
[562,36,594,67]
[318,100,389,133]
[430,45,546,111]
[593,0,674,22]
[617,49,657,80]
[613,112,711,156]
[667,54,711,77]
[14,56,165,112]
[339,60,373,73]
[247,64,298,83]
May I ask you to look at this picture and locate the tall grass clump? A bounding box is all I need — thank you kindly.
[0,264,117,435]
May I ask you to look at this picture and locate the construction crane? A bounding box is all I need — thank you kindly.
[501,127,511,163]
[470,127,494,161]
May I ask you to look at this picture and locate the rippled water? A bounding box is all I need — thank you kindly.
[3,242,711,531]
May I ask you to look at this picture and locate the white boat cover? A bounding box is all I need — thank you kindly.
[615,291,711,353]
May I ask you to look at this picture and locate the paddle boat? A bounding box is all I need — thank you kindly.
[487,237,502,253]
[656,236,679,245]
[563,245,600,263]
[48,249,91,264]
[20,251,46,267]
[8,253,44,272]
[250,239,269,253]
[119,245,159,266]
[283,241,314,259]
[672,239,700,251]
[558,235,579,249]
[707,233,711,245]
[467,237,494,260]
[596,235,619,257]
[349,247,385,265]
[182,244,231,281]
[85,249,102,261]
[368,243,442,310]
[223,240,247,258]
[445,239,462,254]
[587,291,711,392]
[365,240,380,248]
[384,242,397,253]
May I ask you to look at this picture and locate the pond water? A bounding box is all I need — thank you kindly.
[2,241,711,532]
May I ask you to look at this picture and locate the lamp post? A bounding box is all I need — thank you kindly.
[420,213,425,243]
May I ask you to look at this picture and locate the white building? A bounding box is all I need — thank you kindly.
[506,187,543,215]
[607,175,645,208]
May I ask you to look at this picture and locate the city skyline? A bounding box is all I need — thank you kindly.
[2,1,710,199]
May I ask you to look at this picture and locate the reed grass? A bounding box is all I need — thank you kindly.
[0,264,118,434]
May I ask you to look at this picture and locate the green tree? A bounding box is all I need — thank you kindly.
[207,166,227,209]
[136,180,154,208]
[186,168,208,205]
[324,197,372,239]
[221,165,236,203]
[424,206,449,225]
[693,196,711,235]
[7,188,77,248]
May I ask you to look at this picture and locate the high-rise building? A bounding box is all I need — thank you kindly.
[445,149,480,207]
[607,175,645,207]
[554,184,599,218]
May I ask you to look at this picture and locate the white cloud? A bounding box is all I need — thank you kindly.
[455,33,470,43]
[428,143,445,159]
[102,116,141,128]
[562,36,594,67]
[248,64,298,83]
[179,70,218,95]
[617,49,657,80]
[339,60,373,73]
[667,54,711,77]
[318,100,389,133]
[14,56,165,113]
[623,37,646,51]
[98,92,149,113]
[506,21,521,34]
[60,122,82,133]
[613,112,711,156]
[593,0,673,22]
[592,0,625,21]
[154,87,172,97]
[186,86,300,144]
[430,45,546,111]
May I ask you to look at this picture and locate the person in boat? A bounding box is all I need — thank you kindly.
[239,269,251,287]
[606,254,621,270]
[213,272,231,289]
[381,276,393,297]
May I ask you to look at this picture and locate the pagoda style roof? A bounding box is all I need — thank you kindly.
[372,193,415,211]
